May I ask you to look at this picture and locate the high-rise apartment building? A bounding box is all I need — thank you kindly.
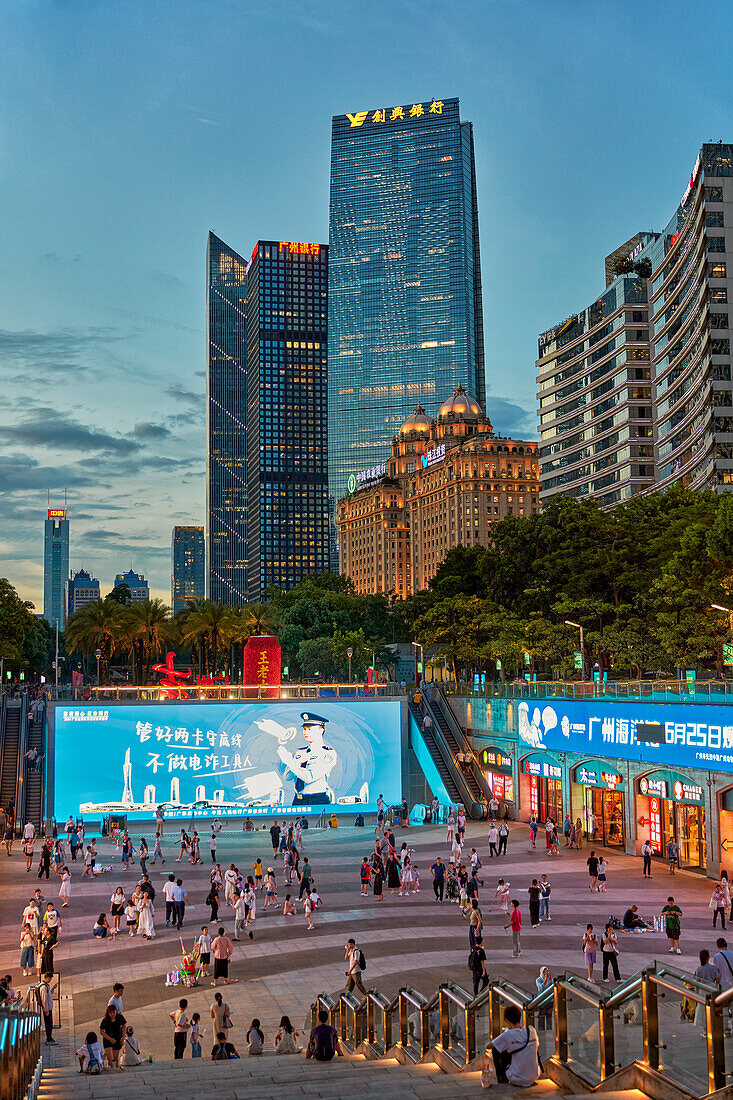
[66,568,100,618]
[206,232,249,605]
[537,143,733,503]
[246,241,329,601]
[328,97,486,507]
[43,508,69,630]
[114,570,149,602]
[171,526,205,613]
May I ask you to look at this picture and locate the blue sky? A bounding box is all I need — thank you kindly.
[1,0,730,605]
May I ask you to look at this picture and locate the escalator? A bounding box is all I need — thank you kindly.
[22,703,46,831]
[408,699,463,804]
[428,692,485,804]
[0,699,22,826]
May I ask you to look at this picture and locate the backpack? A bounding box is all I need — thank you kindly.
[468,947,482,972]
[213,1043,229,1061]
[358,949,367,971]
[86,1043,102,1074]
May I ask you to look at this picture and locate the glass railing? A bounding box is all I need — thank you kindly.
[0,1005,42,1100]
[449,679,733,703]
[310,960,729,1096]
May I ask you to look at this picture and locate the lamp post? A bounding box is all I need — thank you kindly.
[411,640,423,686]
[347,646,353,684]
[565,620,585,681]
[95,648,102,686]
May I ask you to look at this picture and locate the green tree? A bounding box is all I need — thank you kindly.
[123,599,172,683]
[65,599,124,684]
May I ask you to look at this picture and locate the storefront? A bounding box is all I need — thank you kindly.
[573,763,625,847]
[637,771,706,871]
[520,752,563,824]
[478,746,514,807]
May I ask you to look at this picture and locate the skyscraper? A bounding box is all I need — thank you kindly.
[66,568,100,619]
[328,96,486,506]
[43,508,69,630]
[245,240,329,601]
[206,232,249,605]
[171,525,205,613]
[114,570,149,602]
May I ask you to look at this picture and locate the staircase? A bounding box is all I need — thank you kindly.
[0,699,21,824]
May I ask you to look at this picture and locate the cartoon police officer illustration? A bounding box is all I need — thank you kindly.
[275,712,338,806]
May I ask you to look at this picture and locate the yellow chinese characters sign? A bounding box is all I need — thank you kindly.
[278,241,320,255]
[346,101,444,128]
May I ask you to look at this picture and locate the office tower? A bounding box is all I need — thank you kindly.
[114,569,149,601]
[537,143,733,503]
[246,240,330,600]
[328,96,486,507]
[43,507,69,629]
[171,525,205,613]
[206,232,249,605]
[66,568,100,619]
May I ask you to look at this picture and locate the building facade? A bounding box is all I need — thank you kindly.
[206,232,249,605]
[66,568,100,618]
[43,508,69,630]
[338,387,539,595]
[537,143,733,503]
[328,97,486,509]
[171,526,205,613]
[245,241,330,601]
[114,570,149,602]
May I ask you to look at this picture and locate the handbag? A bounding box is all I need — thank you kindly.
[222,1012,233,1030]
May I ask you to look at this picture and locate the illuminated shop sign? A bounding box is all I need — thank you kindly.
[350,463,388,492]
[523,755,561,780]
[346,101,445,128]
[278,242,321,256]
[638,775,666,797]
[480,747,512,772]
[574,765,623,790]
[47,509,66,519]
[421,443,446,468]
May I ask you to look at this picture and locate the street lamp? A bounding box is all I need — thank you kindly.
[565,620,585,681]
[411,640,424,685]
[347,646,353,684]
[95,648,102,686]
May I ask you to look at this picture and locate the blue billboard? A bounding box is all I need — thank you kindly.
[52,700,403,820]
[516,697,733,773]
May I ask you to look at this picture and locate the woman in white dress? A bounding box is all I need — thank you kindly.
[58,866,71,907]
[137,896,155,939]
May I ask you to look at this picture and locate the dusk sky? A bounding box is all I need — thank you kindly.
[1,1,730,606]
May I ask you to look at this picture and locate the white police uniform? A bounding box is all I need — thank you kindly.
[277,713,337,806]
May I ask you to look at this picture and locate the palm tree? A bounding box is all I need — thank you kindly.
[65,599,124,685]
[226,603,280,681]
[123,599,172,683]
[177,601,232,677]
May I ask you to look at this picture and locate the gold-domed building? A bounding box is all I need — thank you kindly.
[337,386,540,595]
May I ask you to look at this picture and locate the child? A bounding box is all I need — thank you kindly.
[189,1013,202,1058]
[309,887,321,910]
[124,900,138,936]
[303,889,314,930]
[58,867,71,907]
[20,923,35,976]
[120,1025,141,1067]
[247,1018,264,1055]
[446,863,459,903]
[459,880,469,913]
[253,858,263,891]
[264,868,279,909]
[412,864,420,893]
[360,857,371,896]
[495,878,511,913]
[597,857,608,892]
[283,894,296,916]
[198,926,211,977]
[76,1030,105,1075]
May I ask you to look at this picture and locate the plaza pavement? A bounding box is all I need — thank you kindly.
[0,817,719,1069]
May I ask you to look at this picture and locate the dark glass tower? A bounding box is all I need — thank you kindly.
[171,526,205,613]
[206,232,249,604]
[246,241,330,600]
[328,96,486,505]
[43,508,69,629]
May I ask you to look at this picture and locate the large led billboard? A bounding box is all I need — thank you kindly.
[52,700,403,820]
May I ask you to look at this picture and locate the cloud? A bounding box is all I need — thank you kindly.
[0,454,97,492]
[132,422,171,440]
[486,396,538,439]
[166,385,202,405]
[2,409,141,455]
[0,326,118,375]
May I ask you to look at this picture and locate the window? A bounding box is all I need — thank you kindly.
[707,211,725,227]
[711,313,729,329]
[709,262,727,279]
[708,236,726,253]
[711,288,729,303]
[712,339,731,356]
[707,186,724,202]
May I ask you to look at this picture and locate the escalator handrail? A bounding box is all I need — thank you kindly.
[412,699,478,811]
[16,693,30,828]
[429,690,493,802]
[408,700,463,805]
[0,693,6,792]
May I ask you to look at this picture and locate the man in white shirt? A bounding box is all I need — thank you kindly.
[714,937,733,1035]
[490,1005,541,1086]
[224,864,238,903]
[212,818,222,835]
[108,983,124,1015]
[232,892,246,940]
[23,821,35,842]
[38,973,57,1044]
[172,879,187,930]
[344,938,367,996]
[163,875,177,927]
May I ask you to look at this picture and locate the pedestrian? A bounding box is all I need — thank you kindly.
[506,899,522,957]
[563,814,572,846]
[495,878,511,913]
[528,819,538,851]
[344,938,367,996]
[466,897,483,947]
[24,831,35,872]
[270,820,281,858]
[298,857,312,899]
[189,1013,202,1058]
[207,881,220,923]
[37,843,51,880]
[170,998,190,1060]
[209,833,217,863]
[264,866,279,908]
[197,926,211,978]
[303,889,315,930]
[360,856,371,896]
[662,896,682,953]
[539,874,551,922]
[124,898,137,935]
[528,879,540,928]
[711,884,727,929]
[667,837,680,875]
[137,893,155,939]
[211,926,234,986]
[99,1004,126,1067]
[498,820,509,856]
[109,886,125,934]
[457,808,466,843]
[574,817,583,849]
[597,856,608,892]
[37,972,57,1045]
[58,866,71,907]
[583,924,598,980]
[587,850,599,891]
[544,817,553,851]
[446,811,455,846]
[488,822,499,858]
[372,852,384,901]
[176,831,188,862]
[714,938,733,1036]
[431,856,445,902]
[139,837,148,876]
[4,815,14,856]
[20,923,35,976]
[386,852,400,894]
[602,922,621,982]
[642,838,653,878]
[233,891,246,941]
[469,934,489,996]
[173,878,187,930]
[247,1018,264,1056]
[151,833,165,865]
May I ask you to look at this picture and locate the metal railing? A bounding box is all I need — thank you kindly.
[311,959,733,1096]
[80,682,400,702]
[450,678,733,704]
[0,1005,42,1100]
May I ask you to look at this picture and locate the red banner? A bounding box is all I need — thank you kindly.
[243,635,281,698]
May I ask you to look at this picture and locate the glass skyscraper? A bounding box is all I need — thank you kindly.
[246,240,330,601]
[43,508,69,630]
[206,232,249,604]
[171,526,205,613]
[328,96,486,505]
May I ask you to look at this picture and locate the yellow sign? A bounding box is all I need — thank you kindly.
[278,241,321,256]
[346,101,444,127]
[47,509,66,518]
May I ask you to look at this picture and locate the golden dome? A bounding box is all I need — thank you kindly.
[399,402,432,435]
[437,384,483,421]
